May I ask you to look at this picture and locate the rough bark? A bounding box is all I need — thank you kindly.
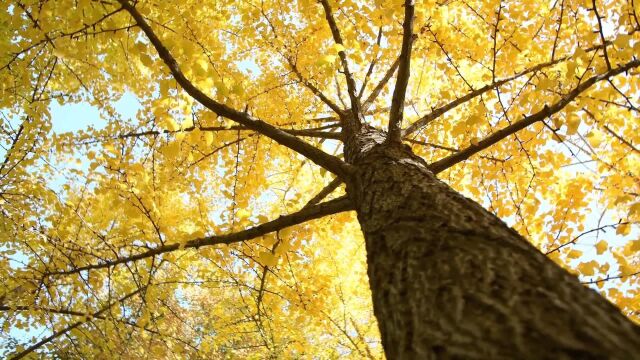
[345,143,640,360]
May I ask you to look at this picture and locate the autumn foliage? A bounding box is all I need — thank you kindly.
[1,0,639,358]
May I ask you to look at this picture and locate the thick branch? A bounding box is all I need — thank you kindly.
[45,196,353,277]
[117,0,351,179]
[387,0,416,143]
[428,58,640,174]
[304,177,343,207]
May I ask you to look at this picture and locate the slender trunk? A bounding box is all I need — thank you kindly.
[346,143,640,359]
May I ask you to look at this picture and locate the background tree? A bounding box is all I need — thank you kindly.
[1,0,640,358]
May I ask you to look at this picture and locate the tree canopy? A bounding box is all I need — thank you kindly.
[1,0,639,358]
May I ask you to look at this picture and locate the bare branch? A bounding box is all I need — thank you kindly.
[287,59,345,114]
[603,124,640,154]
[402,42,632,138]
[405,137,509,163]
[358,27,384,100]
[427,25,473,89]
[551,0,565,61]
[45,196,353,277]
[545,222,629,255]
[9,287,145,360]
[0,304,195,349]
[362,57,401,112]
[581,271,640,285]
[387,0,416,143]
[582,108,640,154]
[284,128,342,139]
[116,0,351,179]
[592,0,611,70]
[428,58,640,174]
[319,0,363,125]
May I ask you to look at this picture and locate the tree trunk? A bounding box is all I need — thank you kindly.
[346,143,640,359]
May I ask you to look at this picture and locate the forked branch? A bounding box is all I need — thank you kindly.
[117,0,351,179]
[362,57,401,112]
[44,196,353,277]
[304,177,343,207]
[10,287,146,360]
[428,58,640,174]
[402,41,632,138]
[319,0,363,126]
[287,58,345,114]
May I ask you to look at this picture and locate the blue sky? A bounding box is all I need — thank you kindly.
[50,92,141,134]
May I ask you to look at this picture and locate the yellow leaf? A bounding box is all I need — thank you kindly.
[104,144,116,154]
[162,118,180,132]
[566,61,577,78]
[332,43,346,53]
[615,195,633,205]
[595,240,608,255]
[574,47,588,61]
[275,240,291,255]
[316,54,337,66]
[181,119,194,129]
[236,208,250,221]
[262,233,277,246]
[204,131,214,146]
[537,77,555,91]
[466,114,483,126]
[565,114,580,135]
[163,142,180,159]
[616,223,631,236]
[280,227,293,239]
[585,130,603,147]
[215,80,229,96]
[139,54,153,68]
[613,35,630,49]
[194,58,209,77]
[577,260,598,276]
[258,251,278,267]
[630,202,640,217]
[567,249,583,259]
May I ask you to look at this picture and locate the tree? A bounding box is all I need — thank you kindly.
[1,0,640,358]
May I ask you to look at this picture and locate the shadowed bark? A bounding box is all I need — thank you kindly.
[346,142,640,360]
